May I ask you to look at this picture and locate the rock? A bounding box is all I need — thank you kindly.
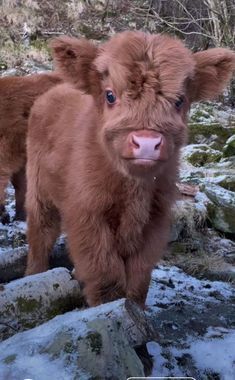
[223,135,235,157]
[0,234,72,283]
[0,268,83,341]
[188,102,235,150]
[180,153,235,187]
[188,122,235,149]
[209,174,235,192]
[0,68,22,77]
[200,182,235,234]
[0,299,157,379]
[181,144,222,167]
[170,197,207,242]
[190,102,235,124]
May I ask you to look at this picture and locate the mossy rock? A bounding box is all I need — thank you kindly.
[200,182,235,234]
[210,175,235,192]
[223,135,235,158]
[188,123,235,149]
[190,107,214,122]
[182,144,222,167]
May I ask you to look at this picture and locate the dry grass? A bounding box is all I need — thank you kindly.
[166,243,235,283]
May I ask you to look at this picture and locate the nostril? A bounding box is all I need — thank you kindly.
[131,135,140,149]
[154,136,162,150]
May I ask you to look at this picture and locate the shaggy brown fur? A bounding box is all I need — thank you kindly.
[0,72,63,223]
[25,31,235,307]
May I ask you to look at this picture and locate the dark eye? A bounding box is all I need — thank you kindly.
[175,96,184,110]
[106,90,116,105]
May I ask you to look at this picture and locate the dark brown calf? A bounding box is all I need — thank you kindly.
[25,32,235,307]
[0,72,63,223]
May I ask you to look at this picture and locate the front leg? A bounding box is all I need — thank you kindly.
[66,213,127,306]
[126,215,170,308]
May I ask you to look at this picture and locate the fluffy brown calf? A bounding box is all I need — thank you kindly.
[26,31,235,307]
[0,72,62,223]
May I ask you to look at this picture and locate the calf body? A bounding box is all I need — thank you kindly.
[0,72,62,223]
[26,32,235,307]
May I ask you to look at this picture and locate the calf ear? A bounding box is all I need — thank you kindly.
[50,36,99,93]
[189,48,235,102]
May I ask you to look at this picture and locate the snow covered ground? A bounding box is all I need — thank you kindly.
[147,266,235,380]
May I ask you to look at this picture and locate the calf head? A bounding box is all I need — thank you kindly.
[51,32,235,179]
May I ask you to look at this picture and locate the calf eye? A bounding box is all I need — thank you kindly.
[106,90,116,105]
[175,96,184,110]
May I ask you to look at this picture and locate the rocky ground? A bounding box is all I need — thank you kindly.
[1,65,235,379]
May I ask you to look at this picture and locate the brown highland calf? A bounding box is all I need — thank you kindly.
[25,31,235,307]
[0,72,62,223]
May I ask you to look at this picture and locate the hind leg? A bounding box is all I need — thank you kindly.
[0,172,10,224]
[26,199,61,276]
[11,166,27,221]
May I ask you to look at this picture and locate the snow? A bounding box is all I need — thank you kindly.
[146,265,233,308]
[146,266,235,379]
[148,329,235,380]
[188,328,235,380]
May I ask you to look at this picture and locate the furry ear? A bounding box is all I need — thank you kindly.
[50,36,99,93]
[189,48,235,102]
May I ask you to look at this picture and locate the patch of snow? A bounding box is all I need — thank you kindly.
[188,328,235,379]
[147,341,185,378]
[0,353,81,380]
[148,327,235,380]
[146,265,233,307]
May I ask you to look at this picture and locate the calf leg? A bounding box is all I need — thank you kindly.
[125,254,152,308]
[66,215,126,306]
[0,173,10,224]
[126,217,170,307]
[11,167,27,221]
[26,202,60,276]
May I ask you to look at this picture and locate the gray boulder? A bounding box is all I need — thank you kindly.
[200,182,235,234]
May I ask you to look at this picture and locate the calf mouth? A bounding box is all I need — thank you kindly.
[124,157,157,166]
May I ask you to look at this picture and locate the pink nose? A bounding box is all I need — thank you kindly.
[130,132,164,160]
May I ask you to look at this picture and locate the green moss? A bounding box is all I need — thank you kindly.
[3,354,17,364]
[87,332,103,355]
[45,296,81,320]
[40,331,74,358]
[183,145,222,167]
[190,110,212,122]
[53,283,60,290]
[213,175,235,192]
[64,342,74,354]
[188,123,235,149]
[16,296,41,313]
[30,38,50,52]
